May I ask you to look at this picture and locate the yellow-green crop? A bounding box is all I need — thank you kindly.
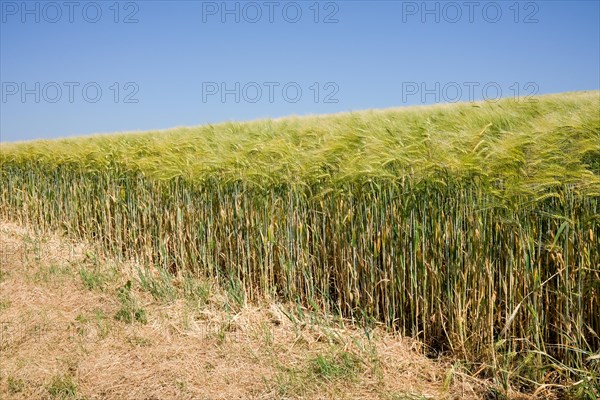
[2,91,599,395]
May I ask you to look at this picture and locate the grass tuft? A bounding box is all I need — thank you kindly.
[114,280,147,324]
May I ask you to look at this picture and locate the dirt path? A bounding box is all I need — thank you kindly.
[0,221,483,399]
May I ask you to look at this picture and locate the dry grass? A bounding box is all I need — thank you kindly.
[0,220,489,400]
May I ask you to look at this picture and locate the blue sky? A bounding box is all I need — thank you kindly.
[1,0,599,142]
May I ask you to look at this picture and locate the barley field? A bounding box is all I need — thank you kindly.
[1,91,599,398]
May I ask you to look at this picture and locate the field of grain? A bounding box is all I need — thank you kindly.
[1,91,599,398]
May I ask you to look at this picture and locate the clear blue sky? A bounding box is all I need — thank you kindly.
[1,0,599,142]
